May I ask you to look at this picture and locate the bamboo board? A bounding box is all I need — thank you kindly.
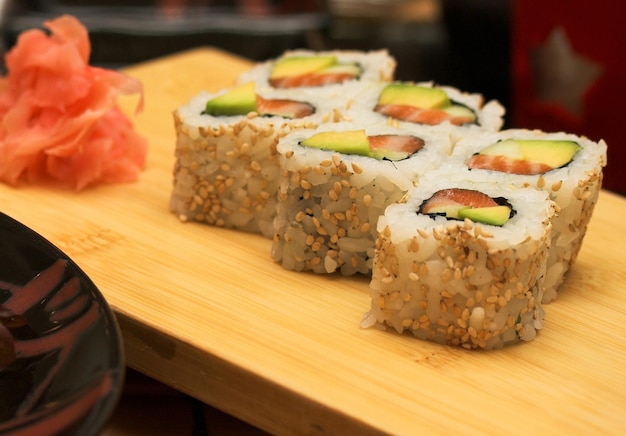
[1,48,625,435]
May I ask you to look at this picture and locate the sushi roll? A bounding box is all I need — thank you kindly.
[446,129,608,302]
[344,80,505,138]
[361,178,556,350]
[170,82,346,238]
[236,49,396,96]
[271,122,454,275]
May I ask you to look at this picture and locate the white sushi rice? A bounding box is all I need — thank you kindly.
[271,122,454,275]
[361,176,556,350]
[446,128,607,302]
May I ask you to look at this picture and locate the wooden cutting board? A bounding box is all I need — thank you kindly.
[1,47,625,435]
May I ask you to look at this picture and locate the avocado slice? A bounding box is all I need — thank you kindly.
[318,63,362,77]
[205,82,257,116]
[479,139,581,169]
[300,130,371,157]
[377,83,450,109]
[443,104,477,123]
[458,205,512,226]
[270,55,337,79]
[424,205,472,219]
[368,149,410,161]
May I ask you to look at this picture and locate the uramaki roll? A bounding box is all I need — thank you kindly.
[447,128,607,302]
[361,178,556,350]
[343,80,505,139]
[272,122,454,275]
[170,84,347,238]
[237,49,396,93]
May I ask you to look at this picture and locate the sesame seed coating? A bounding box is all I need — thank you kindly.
[361,182,555,350]
[170,97,334,238]
[271,135,416,275]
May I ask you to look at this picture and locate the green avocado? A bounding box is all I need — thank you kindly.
[205,82,257,116]
[458,205,511,226]
[479,139,581,169]
[318,63,362,77]
[270,55,337,79]
[368,149,410,161]
[377,83,450,109]
[443,104,477,123]
[424,205,471,219]
[300,130,371,157]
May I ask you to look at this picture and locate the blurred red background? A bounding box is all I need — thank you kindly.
[511,0,626,195]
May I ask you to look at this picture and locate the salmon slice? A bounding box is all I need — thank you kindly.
[368,135,424,155]
[256,96,315,118]
[269,72,356,89]
[374,104,474,126]
[466,154,553,175]
[420,188,498,215]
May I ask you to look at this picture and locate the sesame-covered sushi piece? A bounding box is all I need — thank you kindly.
[447,129,608,302]
[236,49,396,97]
[345,81,505,139]
[361,178,556,350]
[271,122,454,275]
[170,82,346,238]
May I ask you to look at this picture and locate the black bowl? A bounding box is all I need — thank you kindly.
[0,212,124,435]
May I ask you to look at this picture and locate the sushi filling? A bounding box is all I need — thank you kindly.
[466,139,582,175]
[299,129,424,161]
[269,55,362,88]
[418,188,515,226]
[203,82,315,119]
[374,83,478,126]
[374,101,477,126]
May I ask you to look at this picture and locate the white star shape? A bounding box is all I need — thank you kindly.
[529,26,603,117]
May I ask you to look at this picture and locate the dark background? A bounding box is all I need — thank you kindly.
[1,0,512,113]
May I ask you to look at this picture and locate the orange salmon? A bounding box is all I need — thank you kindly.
[368,135,424,155]
[466,154,553,175]
[420,188,498,214]
[256,96,315,118]
[269,72,356,89]
[374,104,474,126]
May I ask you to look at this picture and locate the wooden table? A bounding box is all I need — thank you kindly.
[1,48,625,435]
